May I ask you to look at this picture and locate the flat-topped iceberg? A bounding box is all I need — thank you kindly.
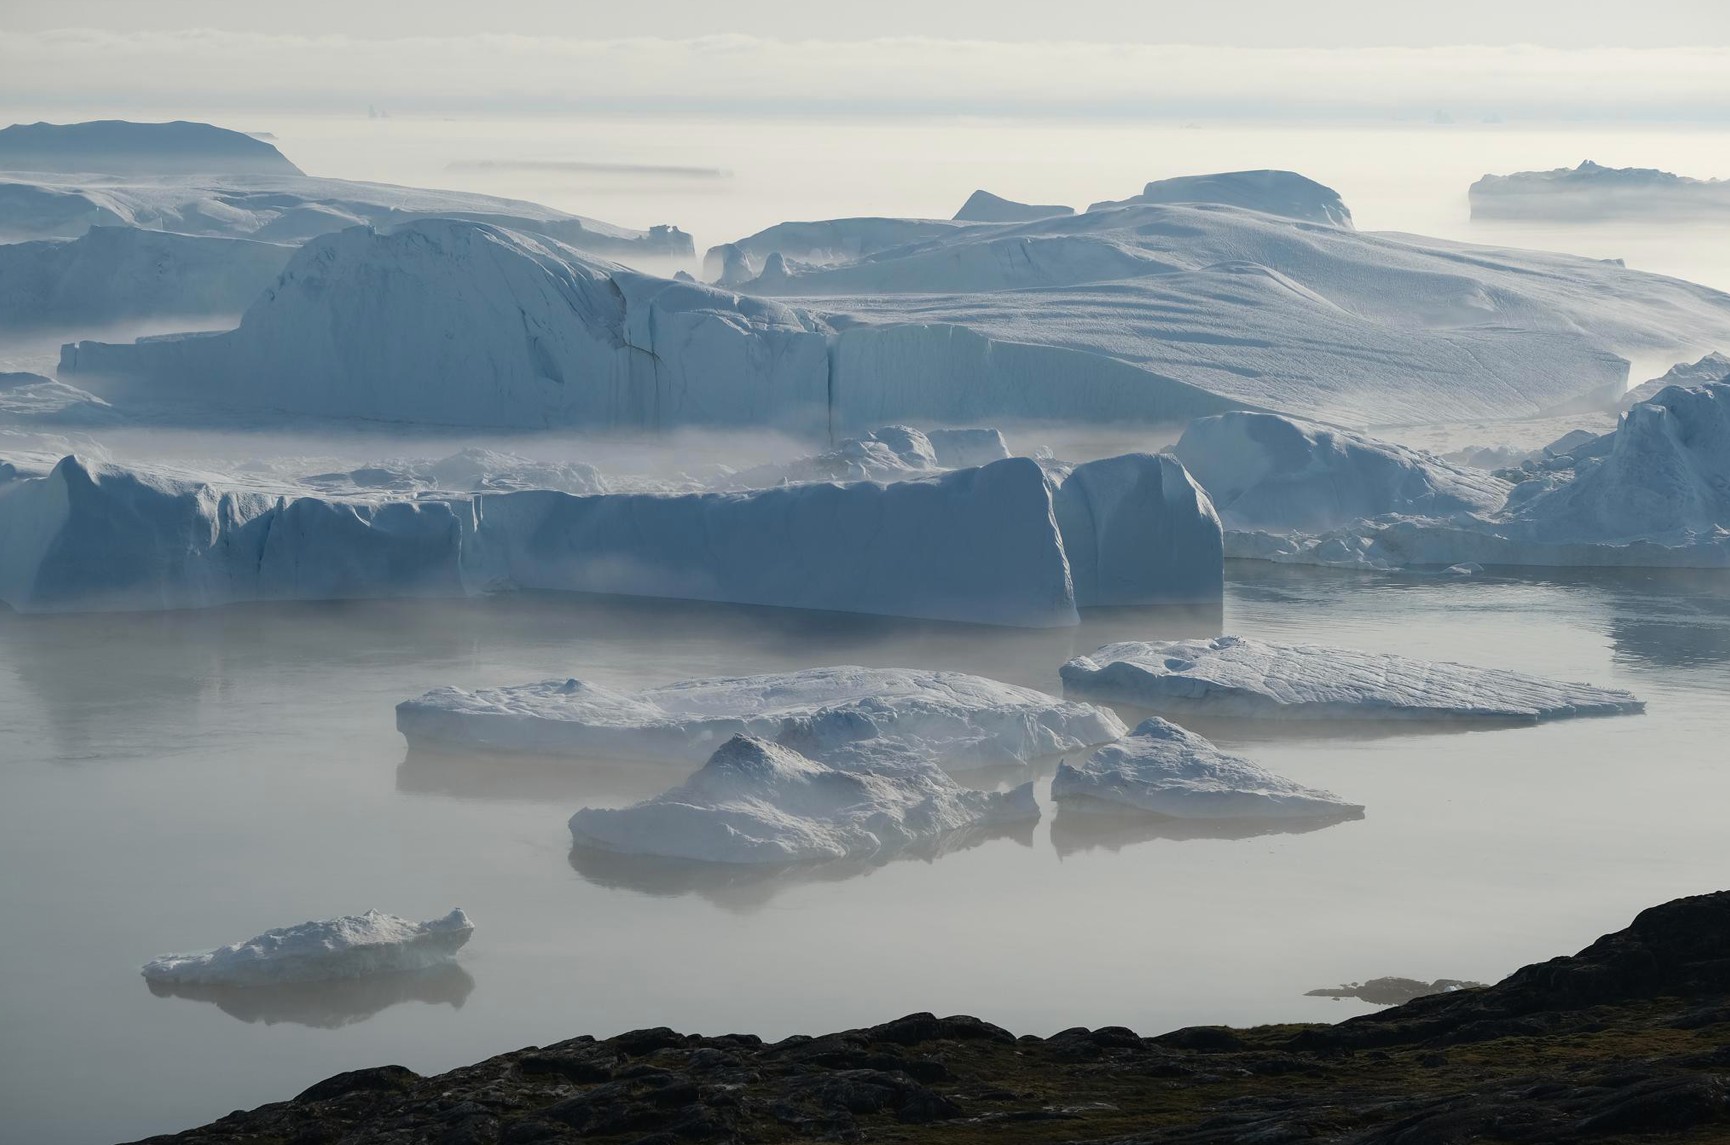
[1060,635,1643,723]
[0,119,302,177]
[141,909,473,987]
[568,734,1039,865]
[399,665,1127,772]
[1052,717,1362,820]
[1087,169,1354,226]
[1172,411,1510,533]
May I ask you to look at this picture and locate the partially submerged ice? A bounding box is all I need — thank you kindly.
[1060,635,1643,723]
[567,734,1039,865]
[140,909,473,987]
[399,665,1127,772]
[1052,717,1361,820]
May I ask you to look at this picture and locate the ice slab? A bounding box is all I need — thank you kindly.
[1172,411,1510,533]
[1052,717,1361,820]
[398,665,1128,772]
[140,909,473,987]
[567,734,1040,865]
[1060,635,1644,722]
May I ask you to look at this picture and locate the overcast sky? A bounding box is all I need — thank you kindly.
[10,0,1729,46]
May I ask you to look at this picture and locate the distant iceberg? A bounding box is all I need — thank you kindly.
[0,119,302,177]
[568,734,1039,865]
[1470,160,1730,221]
[1061,635,1643,722]
[1087,169,1354,227]
[1052,717,1360,820]
[399,665,1127,772]
[1619,351,1729,410]
[141,909,473,987]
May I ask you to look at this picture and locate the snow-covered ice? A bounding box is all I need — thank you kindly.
[567,733,1040,865]
[398,665,1127,772]
[140,909,473,987]
[1172,411,1510,533]
[1060,635,1644,722]
[1620,352,1730,409]
[1051,717,1362,820]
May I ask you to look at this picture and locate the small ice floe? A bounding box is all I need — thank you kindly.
[399,665,1125,774]
[568,734,1039,866]
[1051,717,1361,822]
[1060,635,1643,723]
[141,909,473,988]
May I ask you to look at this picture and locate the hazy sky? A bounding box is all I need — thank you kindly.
[9,0,1729,46]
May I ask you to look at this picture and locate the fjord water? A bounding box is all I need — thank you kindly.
[1,566,1727,1143]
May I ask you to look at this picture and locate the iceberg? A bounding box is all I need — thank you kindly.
[1229,382,1730,570]
[140,909,473,987]
[1060,635,1644,722]
[1470,160,1730,221]
[1086,169,1354,227]
[0,226,292,329]
[952,190,1073,223]
[716,425,1008,488]
[1171,411,1510,533]
[702,216,969,282]
[398,665,1127,772]
[567,734,1039,865]
[1051,717,1362,820]
[0,119,303,177]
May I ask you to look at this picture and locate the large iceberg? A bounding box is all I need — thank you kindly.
[0,226,292,329]
[0,448,1221,619]
[1619,352,1729,410]
[0,119,302,177]
[1086,170,1354,227]
[398,665,1127,772]
[1060,635,1644,722]
[718,425,1008,487]
[567,734,1039,865]
[1470,160,1730,221]
[67,190,1730,429]
[1171,411,1511,533]
[140,909,473,987]
[1051,717,1362,820]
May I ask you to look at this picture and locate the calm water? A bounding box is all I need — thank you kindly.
[1,564,1727,1143]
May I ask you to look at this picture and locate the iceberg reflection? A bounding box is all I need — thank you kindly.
[145,964,475,1028]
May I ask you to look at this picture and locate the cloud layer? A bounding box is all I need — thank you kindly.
[3,31,1727,122]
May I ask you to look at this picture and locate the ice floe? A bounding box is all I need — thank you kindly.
[140,909,473,987]
[567,734,1039,865]
[1051,717,1361,820]
[1060,635,1644,722]
[399,665,1127,772]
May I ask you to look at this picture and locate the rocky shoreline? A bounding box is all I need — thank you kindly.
[136,891,1730,1144]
